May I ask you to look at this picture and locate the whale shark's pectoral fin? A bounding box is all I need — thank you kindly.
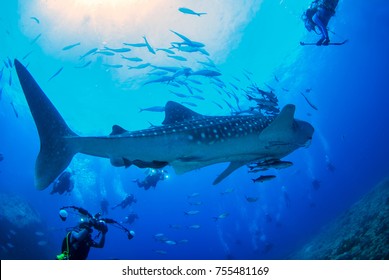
[172,160,204,175]
[212,161,246,185]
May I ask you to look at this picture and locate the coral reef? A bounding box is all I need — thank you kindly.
[0,193,41,228]
[291,178,389,260]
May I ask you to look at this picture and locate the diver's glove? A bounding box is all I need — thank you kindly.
[127,230,135,240]
[101,222,108,234]
[94,220,108,233]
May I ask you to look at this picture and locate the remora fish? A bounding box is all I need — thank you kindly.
[300,92,318,111]
[14,59,314,190]
[252,175,276,183]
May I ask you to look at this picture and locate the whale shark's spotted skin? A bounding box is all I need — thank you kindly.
[117,114,274,146]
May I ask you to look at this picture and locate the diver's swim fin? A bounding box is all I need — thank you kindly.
[300,39,348,46]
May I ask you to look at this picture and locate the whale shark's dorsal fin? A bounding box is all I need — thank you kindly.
[162,101,205,125]
[110,125,128,136]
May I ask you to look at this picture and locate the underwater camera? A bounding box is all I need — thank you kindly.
[59,206,135,240]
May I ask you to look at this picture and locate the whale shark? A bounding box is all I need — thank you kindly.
[14,59,314,190]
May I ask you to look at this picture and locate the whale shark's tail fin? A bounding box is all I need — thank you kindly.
[14,59,78,190]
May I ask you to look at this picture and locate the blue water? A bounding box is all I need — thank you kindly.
[0,0,388,260]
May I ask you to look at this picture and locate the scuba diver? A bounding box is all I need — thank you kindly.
[100,198,109,215]
[133,168,169,190]
[57,206,134,260]
[124,212,139,225]
[302,0,339,45]
[50,169,74,195]
[111,194,137,210]
[281,186,291,208]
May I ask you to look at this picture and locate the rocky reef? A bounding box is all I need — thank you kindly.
[291,178,389,260]
[0,193,54,259]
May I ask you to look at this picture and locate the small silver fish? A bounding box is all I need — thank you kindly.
[104,46,131,53]
[30,17,40,24]
[191,69,221,77]
[167,55,187,61]
[143,36,155,54]
[121,55,143,62]
[184,210,200,215]
[213,213,229,221]
[48,67,64,81]
[164,240,176,245]
[180,101,197,107]
[74,61,92,69]
[156,48,175,54]
[188,224,201,229]
[128,63,151,70]
[94,50,115,56]
[139,106,165,113]
[103,64,123,68]
[301,92,318,111]
[80,48,98,59]
[10,102,18,118]
[220,187,234,195]
[30,33,41,45]
[62,42,81,51]
[245,196,259,203]
[123,42,147,47]
[153,250,167,255]
[178,7,207,16]
[187,192,200,198]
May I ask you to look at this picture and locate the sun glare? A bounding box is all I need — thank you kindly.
[74,0,137,6]
[20,0,263,75]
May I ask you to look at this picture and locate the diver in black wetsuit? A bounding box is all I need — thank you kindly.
[100,198,109,215]
[134,168,169,190]
[282,186,291,208]
[57,206,135,260]
[58,214,108,260]
[302,0,339,45]
[111,194,137,210]
[124,212,139,225]
[50,169,74,195]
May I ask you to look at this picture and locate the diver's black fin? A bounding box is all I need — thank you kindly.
[300,39,348,46]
